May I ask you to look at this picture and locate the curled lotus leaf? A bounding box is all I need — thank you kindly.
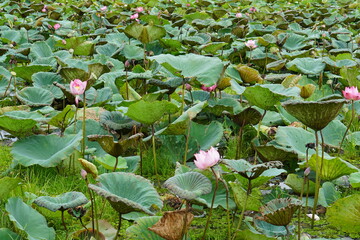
[163,172,212,200]
[88,133,143,158]
[222,159,283,180]
[34,191,89,212]
[148,210,194,240]
[282,99,346,131]
[100,111,139,131]
[259,198,302,226]
[231,107,262,126]
[89,172,162,215]
[255,144,298,163]
[235,64,264,84]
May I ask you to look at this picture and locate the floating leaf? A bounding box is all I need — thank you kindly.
[6,197,55,240]
[163,172,212,200]
[12,133,82,167]
[89,172,162,215]
[34,192,88,212]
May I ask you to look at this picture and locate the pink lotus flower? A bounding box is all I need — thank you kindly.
[186,3,191,7]
[130,13,139,19]
[185,83,192,91]
[245,40,257,49]
[135,7,144,12]
[194,147,220,170]
[70,79,87,105]
[42,5,47,12]
[62,40,67,45]
[201,84,217,92]
[235,13,242,18]
[343,86,360,100]
[53,23,61,30]
[100,6,107,11]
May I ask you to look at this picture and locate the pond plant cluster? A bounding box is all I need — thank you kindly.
[0,0,360,239]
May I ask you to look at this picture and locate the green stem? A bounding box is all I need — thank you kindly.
[338,100,354,154]
[86,179,95,231]
[181,79,185,114]
[311,131,320,228]
[113,157,118,172]
[254,110,267,164]
[114,213,122,240]
[219,177,231,240]
[202,167,219,240]
[232,180,251,240]
[151,125,160,185]
[82,92,86,158]
[236,121,245,159]
[61,210,67,231]
[183,121,192,165]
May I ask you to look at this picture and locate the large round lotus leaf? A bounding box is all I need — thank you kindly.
[326,194,360,233]
[126,216,164,240]
[282,99,345,130]
[206,98,241,116]
[349,172,360,188]
[232,107,262,126]
[11,132,82,167]
[229,182,262,211]
[321,120,347,148]
[5,197,55,240]
[126,100,179,125]
[255,144,298,162]
[286,57,325,75]
[254,214,295,237]
[163,172,212,200]
[124,23,166,44]
[34,192,88,212]
[283,33,307,51]
[88,172,163,215]
[100,111,139,131]
[243,84,300,111]
[0,115,36,138]
[12,65,52,82]
[32,72,64,99]
[318,182,341,207]
[0,228,21,240]
[88,133,143,158]
[149,54,223,86]
[95,154,127,171]
[259,198,302,226]
[236,229,276,240]
[4,110,47,122]
[301,154,358,181]
[234,64,264,84]
[16,87,54,107]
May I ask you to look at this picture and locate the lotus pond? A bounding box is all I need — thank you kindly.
[0,0,360,239]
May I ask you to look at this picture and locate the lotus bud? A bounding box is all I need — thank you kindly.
[299,84,316,99]
[185,83,192,91]
[69,48,74,54]
[304,167,311,177]
[81,169,88,179]
[10,71,16,76]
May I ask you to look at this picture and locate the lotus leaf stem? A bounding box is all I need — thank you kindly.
[339,100,355,154]
[232,179,251,240]
[183,121,192,165]
[114,213,122,240]
[219,177,231,240]
[235,120,245,159]
[82,92,86,158]
[151,124,160,185]
[202,167,219,240]
[113,157,119,172]
[311,131,320,228]
[61,210,67,231]
[181,79,185,114]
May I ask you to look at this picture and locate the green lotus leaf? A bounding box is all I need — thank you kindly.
[273,126,318,158]
[282,99,346,131]
[126,100,179,125]
[6,197,55,240]
[340,67,360,89]
[232,107,262,126]
[286,57,325,75]
[0,228,21,240]
[223,159,283,180]
[266,59,287,71]
[11,132,82,167]
[326,194,360,233]
[88,133,143,158]
[34,192,88,212]
[318,182,341,207]
[32,72,63,98]
[149,54,223,86]
[59,67,89,83]
[16,87,54,107]
[0,177,21,200]
[243,84,300,110]
[0,115,37,138]
[254,214,294,237]
[206,98,242,116]
[125,23,166,44]
[96,43,121,57]
[284,174,315,195]
[100,111,139,131]
[349,172,360,188]
[4,110,47,122]
[229,182,262,211]
[321,120,347,148]
[255,144,298,163]
[12,65,52,82]
[281,75,302,88]
[126,216,164,240]
[81,87,112,106]
[89,172,162,215]
[163,172,212,200]
[30,41,53,59]
[235,229,277,240]
[95,154,127,171]
[235,65,264,84]
[234,168,287,190]
[259,198,302,226]
[283,33,307,51]
[48,105,76,130]
[304,154,358,181]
